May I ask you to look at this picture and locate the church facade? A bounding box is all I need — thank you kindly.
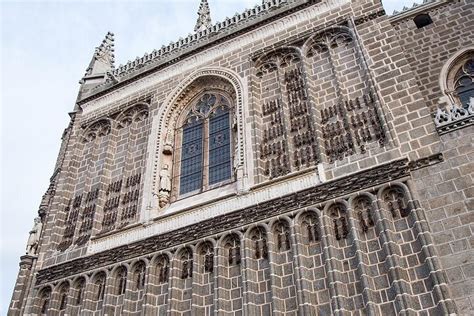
[9,0,474,315]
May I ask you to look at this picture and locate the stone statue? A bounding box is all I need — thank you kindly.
[159,165,171,194]
[26,217,43,256]
[158,165,171,208]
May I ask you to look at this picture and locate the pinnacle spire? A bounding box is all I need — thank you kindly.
[195,0,212,32]
[84,31,115,77]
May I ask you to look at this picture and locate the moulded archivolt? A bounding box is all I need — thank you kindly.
[140,67,251,221]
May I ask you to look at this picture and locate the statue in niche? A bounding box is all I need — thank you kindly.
[158,164,171,208]
[26,217,43,256]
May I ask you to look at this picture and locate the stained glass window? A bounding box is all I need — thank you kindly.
[180,118,203,194]
[454,58,474,109]
[179,93,233,196]
[209,107,231,185]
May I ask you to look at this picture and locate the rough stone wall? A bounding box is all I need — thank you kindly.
[412,125,474,314]
[391,0,474,113]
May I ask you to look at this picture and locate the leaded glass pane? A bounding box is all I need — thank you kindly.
[209,108,231,185]
[456,76,474,109]
[180,120,204,194]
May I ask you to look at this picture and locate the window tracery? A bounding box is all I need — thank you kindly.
[116,267,127,295]
[453,57,474,109]
[58,283,69,311]
[353,196,375,232]
[224,234,241,265]
[273,221,291,251]
[329,204,349,241]
[300,212,319,243]
[249,227,269,260]
[133,262,146,290]
[382,187,411,218]
[176,92,234,196]
[81,119,111,144]
[156,255,170,283]
[74,278,86,305]
[180,248,193,279]
[117,104,149,129]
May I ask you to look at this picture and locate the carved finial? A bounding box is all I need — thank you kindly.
[195,0,212,32]
[84,31,115,77]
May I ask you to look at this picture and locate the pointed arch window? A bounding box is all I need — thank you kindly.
[177,92,233,196]
[454,57,474,109]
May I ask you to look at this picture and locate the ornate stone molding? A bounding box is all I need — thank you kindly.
[140,67,249,220]
[434,102,474,135]
[36,158,415,285]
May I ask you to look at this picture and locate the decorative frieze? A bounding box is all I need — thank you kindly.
[37,158,412,284]
[434,102,474,134]
[33,178,457,315]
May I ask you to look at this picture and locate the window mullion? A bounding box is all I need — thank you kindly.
[203,118,209,191]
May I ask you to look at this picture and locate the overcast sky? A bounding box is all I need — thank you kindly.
[0,0,419,312]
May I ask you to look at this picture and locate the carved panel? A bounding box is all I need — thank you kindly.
[101,179,122,234]
[119,174,141,227]
[322,92,385,162]
[75,186,100,246]
[285,67,320,169]
[260,98,291,178]
[57,195,82,252]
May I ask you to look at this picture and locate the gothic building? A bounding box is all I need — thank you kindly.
[8,0,474,315]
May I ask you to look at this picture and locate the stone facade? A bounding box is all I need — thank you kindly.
[9,0,474,315]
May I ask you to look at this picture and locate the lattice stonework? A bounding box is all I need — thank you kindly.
[321,92,385,162]
[285,67,320,169]
[256,47,320,180]
[75,186,100,246]
[101,179,122,234]
[57,194,82,252]
[120,174,141,226]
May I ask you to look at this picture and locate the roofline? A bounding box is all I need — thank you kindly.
[77,0,321,106]
[389,0,451,23]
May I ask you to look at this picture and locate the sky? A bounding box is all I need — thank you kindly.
[0,0,420,313]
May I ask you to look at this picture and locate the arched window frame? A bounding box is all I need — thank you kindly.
[441,49,474,110]
[173,90,236,198]
[74,277,86,306]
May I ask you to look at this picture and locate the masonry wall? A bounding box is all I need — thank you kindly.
[391,0,474,112]
[9,0,474,314]
[412,125,474,314]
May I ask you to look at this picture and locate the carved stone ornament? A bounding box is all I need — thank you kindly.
[433,100,474,134]
[158,165,172,208]
[162,143,173,155]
